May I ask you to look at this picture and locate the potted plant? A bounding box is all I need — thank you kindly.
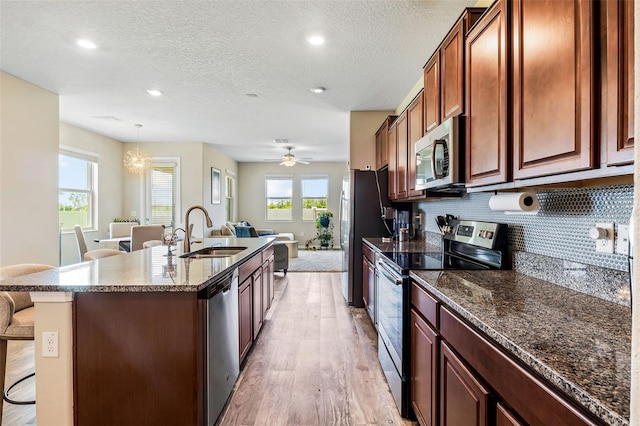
[316,211,333,229]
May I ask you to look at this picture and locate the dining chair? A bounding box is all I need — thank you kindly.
[0,263,55,422]
[130,225,165,251]
[74,225,88,261]
[84,249,124,261]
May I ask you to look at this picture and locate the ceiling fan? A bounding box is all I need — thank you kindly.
[278,147,311,167]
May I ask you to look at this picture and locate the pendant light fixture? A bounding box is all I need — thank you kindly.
[123,123,151,174]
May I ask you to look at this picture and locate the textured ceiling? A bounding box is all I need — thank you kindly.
[0,0,477,163]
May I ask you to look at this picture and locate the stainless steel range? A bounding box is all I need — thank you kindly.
[376,219,509,417]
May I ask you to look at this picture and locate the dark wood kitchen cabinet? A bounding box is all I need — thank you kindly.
[362,243,376,324]
[465,0,510,187]
[376,116,396,170]
[606,0,634,166]
[239,277,253,363]
[423,8,485,134]
[396,112,409,199]
[496,402,525,426]
[411,309,439,426]
[512,0,595,179]
[440,341,490,426]
[252,267,263,339]
[407,91,425,198]
[388,119,399,200]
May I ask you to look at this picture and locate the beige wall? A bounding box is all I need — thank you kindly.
[203,143,238,234]
[0,72,59,267]
[237,161,348,244]
[349,111,395,171]
[59,123,124,265]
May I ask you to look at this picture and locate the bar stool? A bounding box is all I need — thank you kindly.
[83,249,124,261]
[0,263,55,422]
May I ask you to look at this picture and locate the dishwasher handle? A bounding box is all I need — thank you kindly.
[377,260,403,285]
[203,268,238,299]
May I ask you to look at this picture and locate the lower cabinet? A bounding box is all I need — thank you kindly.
[252,267,263,339]
[410,309,439,426]
[362,243,377,324]
[410,280,600,426]
[239,278,253,363]
[440,341,489,426]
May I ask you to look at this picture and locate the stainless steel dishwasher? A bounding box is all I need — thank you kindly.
[200,267,239,425]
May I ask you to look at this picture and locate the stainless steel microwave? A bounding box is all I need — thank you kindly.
[415,116,464,191]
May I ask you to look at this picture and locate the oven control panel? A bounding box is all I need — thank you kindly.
[446,220,506,249]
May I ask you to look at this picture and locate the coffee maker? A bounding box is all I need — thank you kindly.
[393,210,410,241]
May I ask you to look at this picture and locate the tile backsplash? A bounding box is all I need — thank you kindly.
[416,184,633,272]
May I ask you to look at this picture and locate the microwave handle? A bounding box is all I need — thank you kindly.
[432,139,446,179]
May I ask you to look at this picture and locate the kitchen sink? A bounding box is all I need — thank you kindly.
[180,246,247,259]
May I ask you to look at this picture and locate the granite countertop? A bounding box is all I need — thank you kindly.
[0,237,273,293]
[410,269,631,426]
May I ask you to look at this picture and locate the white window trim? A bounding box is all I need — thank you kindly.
[301,174,329,221]
[59,146,99,233]
[143,157,181,228]
[265,174,293,222]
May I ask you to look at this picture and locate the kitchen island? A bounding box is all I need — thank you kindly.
[0,237,274,426]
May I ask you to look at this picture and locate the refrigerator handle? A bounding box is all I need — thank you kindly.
[338,190,345,246]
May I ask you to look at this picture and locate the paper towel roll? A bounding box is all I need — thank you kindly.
[488,192,539,213]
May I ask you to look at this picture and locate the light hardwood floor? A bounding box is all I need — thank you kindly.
[2,272,416,426]
[221,272,417,426]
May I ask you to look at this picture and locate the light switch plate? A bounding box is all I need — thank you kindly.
[617,225,630,255]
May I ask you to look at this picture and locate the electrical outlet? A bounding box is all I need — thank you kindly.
[617,225,630,255]
[42,331,59,358]
[592,223,614,254]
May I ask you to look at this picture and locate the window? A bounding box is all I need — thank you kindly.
[146,159,180,231]
[226,175,235,222]
[59,148,98,231]
[265,176,292,221]
[301,175,329,221]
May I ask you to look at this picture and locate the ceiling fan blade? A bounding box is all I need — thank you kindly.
[296,159,310,164]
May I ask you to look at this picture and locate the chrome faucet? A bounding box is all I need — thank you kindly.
[184,205,213,253]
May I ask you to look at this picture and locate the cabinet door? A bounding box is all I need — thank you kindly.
[411,309,439,426]
[440,19,464,121]
[362,255,370,310]
[396,113,408,199]
[262,261,270,316]
[408,91,425,198]
[252,269,263,339]
[465,0,509,186]
[268,255,275,305]
[239,279,253,363]
[364,256,376,322]
[424,55,440,134]
[512,0,595,179]
[496,402,525,426]
[388,121,398,199]
[440,341,489,426]
[606,0,634,166]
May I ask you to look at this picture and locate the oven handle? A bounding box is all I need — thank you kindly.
[377,261,403,285]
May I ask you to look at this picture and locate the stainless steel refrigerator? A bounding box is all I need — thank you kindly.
[340,169,391,307]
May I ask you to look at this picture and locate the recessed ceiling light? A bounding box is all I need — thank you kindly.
[245,93,258,98]
[307,35,325,46]
[311,87,326,94]
[76,38,97,49]
[147,89,163,96]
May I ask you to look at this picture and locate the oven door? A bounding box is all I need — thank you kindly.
[376,258,404,374]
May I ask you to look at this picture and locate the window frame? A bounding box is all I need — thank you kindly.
[144,157,181,231]
[301,174,329,221]
[59,146,99,232]
[265,174,293,222]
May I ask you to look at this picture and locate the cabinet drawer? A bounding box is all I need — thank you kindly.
[262,245,274,263]
[239,253,262,283]
[362,243,376,264]
[411,281,438,328]
[439,307,599,426]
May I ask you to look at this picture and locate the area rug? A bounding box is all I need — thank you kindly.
[287,249,344,272]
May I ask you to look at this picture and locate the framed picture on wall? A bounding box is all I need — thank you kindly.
[211,168,221,204]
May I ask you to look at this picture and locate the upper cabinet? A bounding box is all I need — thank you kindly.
[606,0,634,166]
[396,113,409,200]
[388,120,399,200]
[375,116,396,171]
[512,0,595,180]
[407,91,425,198]
[423,8,486,134]
[465,0,509,187]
